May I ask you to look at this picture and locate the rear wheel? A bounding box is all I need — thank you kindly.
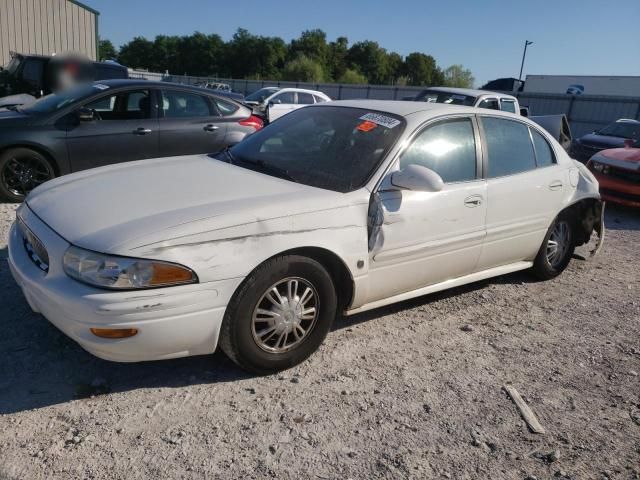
[531,213,575,280]
[219,255,337,374]
[0,148,55,202]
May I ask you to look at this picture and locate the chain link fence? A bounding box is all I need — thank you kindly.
[130,70,640,138]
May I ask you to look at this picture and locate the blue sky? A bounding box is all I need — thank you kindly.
[87,0,640,87]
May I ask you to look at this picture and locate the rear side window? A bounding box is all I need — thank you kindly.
[272,91,295,104]
[477,98,500,110]
[297,92,315,105]
[214,98,239,116]
[314,95,327,103]
[531,129,556,167]
[482,117,536,177]
[400,118,477,183]
[500,100,516,113]
[161,91,211,118]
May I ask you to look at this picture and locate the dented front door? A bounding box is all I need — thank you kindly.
[365,115,487,303]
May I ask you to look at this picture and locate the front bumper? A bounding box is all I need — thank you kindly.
[592,172,640,208]
[8,206,243,362]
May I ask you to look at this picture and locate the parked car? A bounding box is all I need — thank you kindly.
[8,101,603,373]
[243,87,331,123]
[0,52,129,107]
[586,142,640,207]
[194,82,244,102]
[406,87,522,115]
[570,119,640,163]
[0,79,263,201]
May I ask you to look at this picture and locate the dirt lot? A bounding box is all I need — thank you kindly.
[0,201,638,480]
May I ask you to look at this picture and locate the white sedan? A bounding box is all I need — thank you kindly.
[243,87,331,123]
[8,101,604,373]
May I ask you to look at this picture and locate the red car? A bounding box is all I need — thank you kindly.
[586,142,640,207]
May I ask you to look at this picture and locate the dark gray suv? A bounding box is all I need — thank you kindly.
[0,79,263,201]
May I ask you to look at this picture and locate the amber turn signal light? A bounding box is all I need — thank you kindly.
[90,328,138,339]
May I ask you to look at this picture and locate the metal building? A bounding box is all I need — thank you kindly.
[0,0,99,66]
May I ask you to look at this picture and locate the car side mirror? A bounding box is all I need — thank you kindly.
[519,107,529,117]
[76,107,94,122]
[390,164,444,192]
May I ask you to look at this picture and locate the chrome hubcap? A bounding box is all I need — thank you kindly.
[252,277,319,353]
[546,220,570,268]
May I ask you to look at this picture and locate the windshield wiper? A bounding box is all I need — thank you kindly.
[5,105,19,111]
[237,158,296,182]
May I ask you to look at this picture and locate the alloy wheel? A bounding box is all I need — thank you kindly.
[1,155,53,198]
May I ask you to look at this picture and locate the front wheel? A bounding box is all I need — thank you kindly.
[219,255,337,374]
[0,148,55,202]
[531,214,575,280]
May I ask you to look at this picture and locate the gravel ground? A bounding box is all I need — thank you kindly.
[0,201,638,480]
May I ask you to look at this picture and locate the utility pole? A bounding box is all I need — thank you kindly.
[518,40,533,81]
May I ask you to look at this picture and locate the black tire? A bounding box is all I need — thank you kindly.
[0,148,55,202]
[219,255,337,374]
[531,213,575,280]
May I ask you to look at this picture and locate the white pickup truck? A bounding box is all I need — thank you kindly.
[409,87,522,115]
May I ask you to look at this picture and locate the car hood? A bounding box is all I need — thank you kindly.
[592,147,640,170]
[26,155,358,254]
[577,133,627,149]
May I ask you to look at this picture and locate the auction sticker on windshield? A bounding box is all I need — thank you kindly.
[359,113,401,129]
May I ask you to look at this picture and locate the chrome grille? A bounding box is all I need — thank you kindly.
[17,217,49,273]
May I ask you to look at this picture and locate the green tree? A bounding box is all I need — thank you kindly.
[337,68,367,84]
[98,39,117,61]
[443,64,475,88]
[347,41,390,84]
[386,52,404,84]
[328,36,349,81]
[288,29,329,69]
[403,52,444,86]
[282,55,325,82]
[118,37,155,70]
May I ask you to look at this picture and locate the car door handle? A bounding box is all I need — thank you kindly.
[548,180,563,191]
[203,124,219,132]
[133,128,152,135]
[464,195,483,207]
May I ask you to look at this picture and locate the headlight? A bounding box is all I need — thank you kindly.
[63,246,197,290]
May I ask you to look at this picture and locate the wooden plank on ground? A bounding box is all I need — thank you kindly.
[504,384,546,434]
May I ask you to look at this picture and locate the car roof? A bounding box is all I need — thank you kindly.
[90,79,241,99]
[275,87,328,96]
[424,86,517,100]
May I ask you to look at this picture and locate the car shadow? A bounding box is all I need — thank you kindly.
[604,203,640,231]
[0,242,528,415]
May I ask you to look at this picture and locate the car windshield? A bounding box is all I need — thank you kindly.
[597,122,640,139]
[245,87,279,102]
[20,84,107,114]
[415,89,476,106]
[217,106,405,193]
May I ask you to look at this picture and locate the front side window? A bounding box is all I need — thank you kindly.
[482,117,536,177]
[400,118,477,183]
[85,89,151,120]
[222,106,405,193]
[272,91,296,104]
[531,129,556,167]
[500,99,516,113]
[477,98,500,110]
[161,91,211,118]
